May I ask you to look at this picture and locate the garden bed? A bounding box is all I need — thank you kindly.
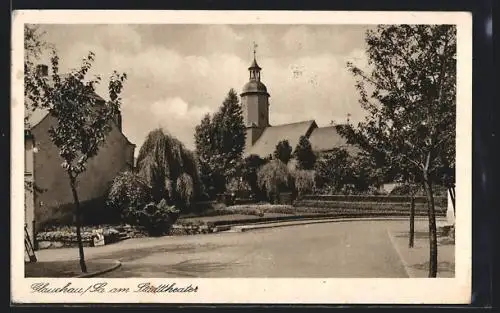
[35,224,148,250]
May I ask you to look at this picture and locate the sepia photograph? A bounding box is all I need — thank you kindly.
[12,10,472,304]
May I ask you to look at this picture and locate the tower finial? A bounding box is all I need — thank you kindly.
[253,41,258,59]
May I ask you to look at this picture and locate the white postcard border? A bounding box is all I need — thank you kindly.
[11,10,472,304]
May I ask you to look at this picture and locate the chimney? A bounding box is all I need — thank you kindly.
[36,64,48,77]
[114,111,122,132]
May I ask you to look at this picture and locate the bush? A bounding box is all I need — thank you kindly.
[257,159,290,201]
[240,154,268,200]
[107,171,152,223]
[176,172,194,209]
[226,177,251,196]
[135,128,202,211]
[293,170,316,197]
[135,199,180,236]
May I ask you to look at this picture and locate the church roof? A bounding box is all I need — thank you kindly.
[249,57,261,70]
[308,125,347,152]
[244,120,317,158]
[308,125,360,154]
[241,80,269,95]
[244,122,360,158]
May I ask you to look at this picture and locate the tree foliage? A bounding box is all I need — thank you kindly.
[24,25,53,126]
[240,154,268,199]
[337,25,456,277]
[315,148,353,193]
[135,128,202,211]
[293,135,317,170]
[107,171,152,223]
[292,169,316,197]
[194,89,246,197]
[257,159,290,201]
[273,140,293,164]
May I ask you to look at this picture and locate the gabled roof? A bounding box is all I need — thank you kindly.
[24,75,135,147]
[25,73,105,129]
[244,120,317,158]
[308,125,360,154]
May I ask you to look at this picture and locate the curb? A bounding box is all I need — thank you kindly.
[76,259,122,278]
[229,216,441,232]
[386,229,415,278]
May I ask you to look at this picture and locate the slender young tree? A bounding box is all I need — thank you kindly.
[26,49,127,273]
[337,25,456,277]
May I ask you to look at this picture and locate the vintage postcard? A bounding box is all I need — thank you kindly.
[12,10,472,304]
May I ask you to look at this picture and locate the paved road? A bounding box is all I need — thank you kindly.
[92,220,411,278]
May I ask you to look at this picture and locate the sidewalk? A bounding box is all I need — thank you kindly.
[387,220,455,278]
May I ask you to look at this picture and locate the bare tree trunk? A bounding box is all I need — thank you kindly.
[409,196,415,248]
[423,172,438,278]
[68,173,87,273]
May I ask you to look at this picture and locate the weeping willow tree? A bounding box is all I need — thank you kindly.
[257,159,290,203]
[135,128,202,211]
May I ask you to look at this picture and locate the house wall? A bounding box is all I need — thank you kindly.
[24,136,35,243]
[31,115,135,230]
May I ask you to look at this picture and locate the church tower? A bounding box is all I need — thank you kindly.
[240,45,270,151]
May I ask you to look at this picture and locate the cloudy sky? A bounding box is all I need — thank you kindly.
[36,24,372,154]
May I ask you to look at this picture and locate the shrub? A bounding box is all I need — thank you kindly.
[176,172,194,209]
[293,170,316,197]
[107,171,152,223]
[135,199,180,236]
[135,128,202,211]
[240,154,268,200]
[257,159,290,202]
[226,177,252,198]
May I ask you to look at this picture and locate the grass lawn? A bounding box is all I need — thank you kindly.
[25,260,117,278]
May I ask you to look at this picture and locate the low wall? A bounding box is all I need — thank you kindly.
[294,194,447,216]
[299,194,447,206]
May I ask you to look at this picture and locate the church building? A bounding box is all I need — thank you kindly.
[241,54,352,159]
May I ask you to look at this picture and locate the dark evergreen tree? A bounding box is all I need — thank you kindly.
[293,135,317,170]
[273,140,293,164]
[194,89,246,197]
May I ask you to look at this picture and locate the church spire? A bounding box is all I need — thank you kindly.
[249,41,261,81]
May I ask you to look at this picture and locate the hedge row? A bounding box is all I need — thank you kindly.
[293,200,447,212]
[299,194,447,206]
[203,209,444,227]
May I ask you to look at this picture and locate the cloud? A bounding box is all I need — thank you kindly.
[36,24,371,155]
[122,97,213,152]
